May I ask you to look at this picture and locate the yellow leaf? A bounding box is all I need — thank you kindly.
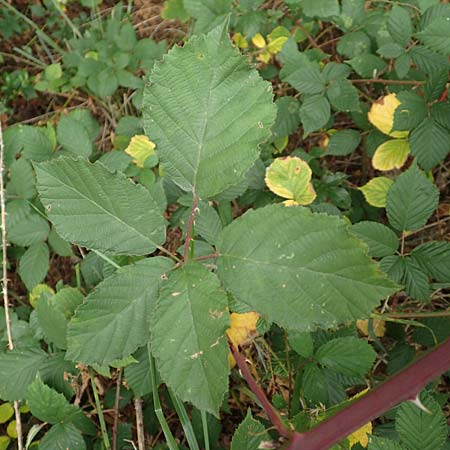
[226,312,259,348]
[0,436,10,450]
[347,389,372,448]
[357,319,386,338]
[29,284,54,308]
[256,51,271,64]
[265,156,317,205]
[267,36,288,54]
[19,404,29,414]
[232,32,248,49]
[348,421,372,448]
[0,404,14,424]
[7,421,17,439]
[368,94,409,138]
[359,176,394,208]
[372,139,410,171]
[251,33,266,49]
[125,135,156,168]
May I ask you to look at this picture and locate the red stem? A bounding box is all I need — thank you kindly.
[183,194,199,263]
[286,337,450,450]
[229,342,292,439]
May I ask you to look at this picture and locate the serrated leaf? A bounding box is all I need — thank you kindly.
[284,65,326,94]
[412,241,450,282]
[57,115,93,158]
[351,221,399,258]
[368,436,403,450]
[183,0,232,34]
[231,409,269,450]
[265,157,316,205]
[124,346,153,397]
[0,349,48,401]
[417,18,450,56]
[217,204,398,331]
[386,165,439,231]
[272,97,301,138]
[143,22,276,198]
[409,117,450,171]
[6,200,49,247]
[368,94,409,138]
[388,6,412,46]
[326,129,361,156]
[27,377,91,430]
[301,0,340,18]
[151,263,230,415]
[393,91,428,131]
[288,331,314,358]
[18,242,49,291]
[195,201,222,245]
[9,158,36,200]
[315,336,376,376]
[327,80,360,112]
[39,423,86,450]
[67,258,173,365]
[35,157,166,255]
[372,139,410,171]
[300,95,331,136]
[48,227,73,257]
[402,257,430,302]
[359,177,394,208]
[396,394,447,450]
[431,102,450,130]
[377,43,403,59]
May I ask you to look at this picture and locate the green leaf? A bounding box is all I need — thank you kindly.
[409,117,450,170]
[284,64,326,94]
[183,0,232,34]
[322,63,352,81]
[195,200,223,245]
[48,227,74,257]
[417,18,450,56]
[217,204,398,331]
[337,31,371,58]
[326,130,361,156]
[368,436,403,450]
[315,336,376,376]
[300,95,331,136]
[67,109,100,141]
[143,22,275,198]
[388,6,412,46]
[39,423,86,450]
[27,377,91,430]
[6,200,49,247]
[301,0,339,18]
[35,157,166,255]
[162,0,190,22]
[288,331,314,358]
[386,165,439,231]
[37,288,83,349]
[431,102,450,130]
[347,54,386,78]
[57,115,93,158]
[8,158,37,199]
[377,43,403,59]
[124,346,153,397]
[412,241,450,282]
[231,409,269,450]
[327,80,360,112]
[151,262,230,416]
[18,242,49,291]
[5,125,53,163]
[396,394,447,450]
[351,221,399,258]
[67,258,173,365]
[271,97,301,138]
[0,349,48,401]
[393,91,427,131]
[402,257,430,302]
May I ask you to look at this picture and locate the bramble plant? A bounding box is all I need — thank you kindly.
[1,1,450,450]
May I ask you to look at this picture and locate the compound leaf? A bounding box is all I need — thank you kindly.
[217,204,398,331]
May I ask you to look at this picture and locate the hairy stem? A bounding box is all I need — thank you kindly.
[0,122,24,450]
